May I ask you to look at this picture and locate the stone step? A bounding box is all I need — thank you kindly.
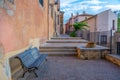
[40,49,76,52]
[46,40,88,43]
[41,52,77,56]
[39,37,86,56]
[40,43,86,48]
[51,37,82,40]
[39,46,76,49]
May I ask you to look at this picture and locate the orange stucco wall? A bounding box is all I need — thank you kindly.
[86,17,96,32]
[0,0,54,53]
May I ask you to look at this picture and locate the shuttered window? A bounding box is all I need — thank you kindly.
[117,42,120,54]
[39,0,43,6]
[7,0,14,4]
[100,35,107,44]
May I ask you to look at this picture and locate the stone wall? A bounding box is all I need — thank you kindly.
[113,32,120,54]
[9,56,23,80]
[105,54,120,66]
[77,48,108,60]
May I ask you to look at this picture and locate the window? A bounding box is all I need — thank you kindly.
[57,15,59,25]
[54,12,57,31]
[51,6,53,18]
[87,33,90,40]
[7,0,14,4]
[100,35,107,44]
[55,0,58,4]
[117,42,120,54]
[39,0,43,6]
[112,20,115,30]
[74,19,78,22]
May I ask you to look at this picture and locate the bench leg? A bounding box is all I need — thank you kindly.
[45,58,47,61]
[22,71,27,77]
[33,70,38,77]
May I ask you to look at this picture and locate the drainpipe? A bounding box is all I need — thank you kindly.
[110,29,112,54]
[53,12,57,37]
[94,16,97,42]
[47,0,49,40]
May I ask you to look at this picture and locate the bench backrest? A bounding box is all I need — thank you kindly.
[31,47,41,59]
[17,47,41,68]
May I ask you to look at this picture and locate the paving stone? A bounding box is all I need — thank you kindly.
[24,56,120,80]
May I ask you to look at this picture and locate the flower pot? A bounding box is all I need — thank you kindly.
[86,42,96,48]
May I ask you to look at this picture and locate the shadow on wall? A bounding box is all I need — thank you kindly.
[29,38,40,49]
[0,42,9,80]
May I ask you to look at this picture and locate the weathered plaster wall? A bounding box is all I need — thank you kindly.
[0,0,55,79]
[0,0,54,53]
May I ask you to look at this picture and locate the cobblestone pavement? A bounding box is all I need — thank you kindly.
[25,56,120,80]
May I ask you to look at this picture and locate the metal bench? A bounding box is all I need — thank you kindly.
[16,47,48,77]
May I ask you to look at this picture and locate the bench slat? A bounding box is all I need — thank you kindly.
[31,48,41,59]
[16,47,48,77]
[30,54,48,68]
[17,49,36,68]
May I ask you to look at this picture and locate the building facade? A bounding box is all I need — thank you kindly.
[85,10,117,43]
[60,11,64,34]
[0,0,61,80]
[65,10,117,44]
[65,12,93,33]
[49,0,61,37]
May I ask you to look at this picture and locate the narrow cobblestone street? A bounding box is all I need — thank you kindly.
[22,56,120,80]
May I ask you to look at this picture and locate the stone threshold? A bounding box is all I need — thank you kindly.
[105,54,120,66]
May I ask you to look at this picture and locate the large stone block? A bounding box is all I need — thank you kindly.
[105,54,120,66]
[9,56,23,80]
[77,47,108,60]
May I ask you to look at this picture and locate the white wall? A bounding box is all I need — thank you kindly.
[77,16,92,22]
[96,10,118,43]
[97,10,109,31]
[78,16,86,22]
[97,10,117,32]
[108,10,118,31]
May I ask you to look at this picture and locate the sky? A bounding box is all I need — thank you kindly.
[60,0,120,23]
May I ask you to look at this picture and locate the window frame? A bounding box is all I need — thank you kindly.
[112,20,115,30]
[39,0,44,7]
[51,5,53,18]
[57,15,59,25]
[7,0,14,4]
[100,35,107,44]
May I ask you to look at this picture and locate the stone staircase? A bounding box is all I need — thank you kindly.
[46,40,87,43]
[40,47,77,56]
[51,37,83,40]
[39,37,88,56]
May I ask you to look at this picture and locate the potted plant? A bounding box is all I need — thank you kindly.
[70,22,88,37]
[86,41,96,48]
